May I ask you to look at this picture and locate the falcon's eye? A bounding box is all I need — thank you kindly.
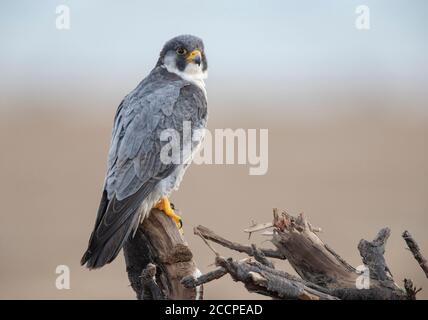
[176,47,187,55]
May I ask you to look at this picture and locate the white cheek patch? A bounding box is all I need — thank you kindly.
[163,55,208,97]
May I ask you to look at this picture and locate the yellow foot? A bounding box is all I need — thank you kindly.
[154,197,183,230]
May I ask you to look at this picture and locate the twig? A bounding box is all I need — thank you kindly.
[402,230,428,278]
[195,229,220,257]
[244,222,273,236]
[140,263,165,300]
[403,279,422,300]
[181,267,228,288]
[194,225,285,260]
[215,256,339,300]
[251,244,274,268]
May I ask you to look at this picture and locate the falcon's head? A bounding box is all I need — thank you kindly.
[157,35,208,82]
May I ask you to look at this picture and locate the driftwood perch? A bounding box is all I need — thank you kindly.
[402,230,428,279]
[123,208,202,300]
[182,209,426,300]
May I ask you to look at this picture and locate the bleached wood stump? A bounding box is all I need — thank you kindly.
[123,208,201,300]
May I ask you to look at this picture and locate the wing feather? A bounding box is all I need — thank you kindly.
[82,68,207,268]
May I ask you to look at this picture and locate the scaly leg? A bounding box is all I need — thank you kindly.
[154,196,183,230]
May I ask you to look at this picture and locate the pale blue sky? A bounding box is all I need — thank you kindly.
[1,0,427,112]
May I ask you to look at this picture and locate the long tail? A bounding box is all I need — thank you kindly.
[81,189,146,269]
[81,218,138,269]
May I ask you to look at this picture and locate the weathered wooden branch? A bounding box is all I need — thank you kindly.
[358,228,393,281]
[123,208,202,300]
[121,206,425,300]
[184,210,424,300]
[215,256,339,300]
[402,230,428,279]
[139,263,164,300]
[403,278,422,300]
[195,225,285,260]
[182,267,227,288]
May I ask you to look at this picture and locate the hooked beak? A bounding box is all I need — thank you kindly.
[187,49,202,66]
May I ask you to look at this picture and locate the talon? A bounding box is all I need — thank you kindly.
[154,197,183,231]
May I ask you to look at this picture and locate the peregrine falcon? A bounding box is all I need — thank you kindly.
[81,35,208,269]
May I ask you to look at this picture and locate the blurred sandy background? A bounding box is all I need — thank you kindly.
[0,1,427,299]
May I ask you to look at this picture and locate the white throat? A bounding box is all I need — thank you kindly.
[162,57,208,97]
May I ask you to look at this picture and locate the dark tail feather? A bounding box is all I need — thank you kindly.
[80,222,134,269]
[80,189,141,269]
[81,212,139,269]
[81,180,158,269]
